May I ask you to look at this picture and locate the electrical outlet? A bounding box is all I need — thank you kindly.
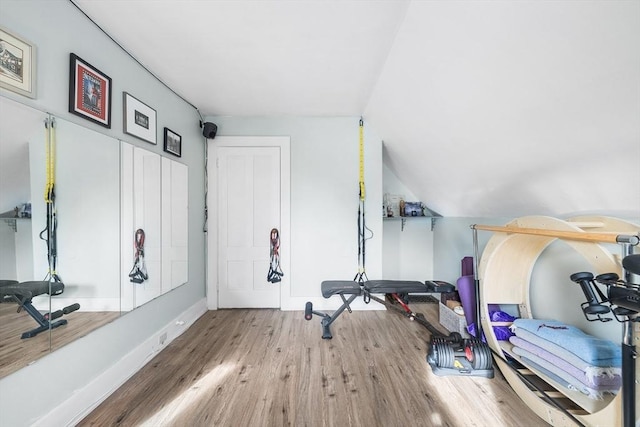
[159,332,167,345]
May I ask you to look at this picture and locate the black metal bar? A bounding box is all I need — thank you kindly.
[621,338,636,427]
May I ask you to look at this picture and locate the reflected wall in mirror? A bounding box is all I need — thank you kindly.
[120,142,188,311]
[0,96,120,379]
[35,116,122,354]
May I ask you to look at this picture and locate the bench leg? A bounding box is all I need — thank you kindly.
[305,294,359,339]
[18,299,70,339]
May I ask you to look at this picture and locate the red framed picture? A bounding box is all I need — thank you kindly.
[68,53,111,128]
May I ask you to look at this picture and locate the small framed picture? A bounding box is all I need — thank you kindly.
[163,127,182,157]
[69,53,111,128]
[123,92,157,144]
[0,26,37,98]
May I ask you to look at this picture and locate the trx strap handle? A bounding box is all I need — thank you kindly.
[129,229,148,284]
[267,228,284,283]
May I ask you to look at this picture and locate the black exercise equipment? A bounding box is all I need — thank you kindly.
[267,228,284,283]
[427,332,494,375]
[570,253,640,427]
[129,228,148,284]
[305,280,453,339]
[0,280,80,339]
[569,272,612,321]
[304,279,494,377]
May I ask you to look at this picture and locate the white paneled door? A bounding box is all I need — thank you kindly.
[217,145,281,308]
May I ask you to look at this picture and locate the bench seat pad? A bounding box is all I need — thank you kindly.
[0,280,64,300]
[364,280,428,294]
[321,281,362,298]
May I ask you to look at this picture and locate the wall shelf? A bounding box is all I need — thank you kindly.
[0,210,30,232]
[383,215,438,231]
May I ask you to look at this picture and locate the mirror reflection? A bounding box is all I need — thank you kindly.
[1,95,189,379]
[0,97,120,378]
[120,142,189,312]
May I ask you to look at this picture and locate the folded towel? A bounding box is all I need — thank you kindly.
[513,328,621,372]
[511,346,619,399]
[510,336,621,389]
[511,319,621,367]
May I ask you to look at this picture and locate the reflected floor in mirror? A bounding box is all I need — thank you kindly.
[0,304,119,379]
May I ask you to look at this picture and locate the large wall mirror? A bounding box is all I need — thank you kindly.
[0,95,188,379]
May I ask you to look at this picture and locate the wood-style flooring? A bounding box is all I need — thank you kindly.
[0,303,119,378]
[79,303,547,426]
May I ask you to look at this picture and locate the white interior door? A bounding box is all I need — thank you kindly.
[217,146,281,308]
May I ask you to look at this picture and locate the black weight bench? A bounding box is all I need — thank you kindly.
[306,279,453,339]
[0,279,80,339]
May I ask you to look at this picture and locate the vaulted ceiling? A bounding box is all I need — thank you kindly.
[72,0,639,218]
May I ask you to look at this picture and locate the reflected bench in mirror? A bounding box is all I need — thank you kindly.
[0,279,78,338]
[0,97,122,379]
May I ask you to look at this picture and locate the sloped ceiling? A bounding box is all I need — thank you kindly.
[72,0,640,218]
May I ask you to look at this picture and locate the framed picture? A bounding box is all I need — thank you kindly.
[163,127,182,157]
[69,53,111,128]
[123,92,157,144]
[0,26,37,98]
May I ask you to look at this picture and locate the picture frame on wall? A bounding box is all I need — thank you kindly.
[123,92,157,144]
[163,127,182,157]
[69,53,111,128]
[0,26,37,98]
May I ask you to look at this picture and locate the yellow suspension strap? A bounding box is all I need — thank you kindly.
[44,119,53,204]
[40,118,62,283]
[354,117,371,286]
[359,117,365,201]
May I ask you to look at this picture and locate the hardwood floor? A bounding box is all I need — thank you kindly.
[79,303,547,427]
[0,304,119,378]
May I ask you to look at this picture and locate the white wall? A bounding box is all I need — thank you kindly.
[206,116,383,310]
[433,217,510,283]
[0,219,33,282]
[14,220,33,282]
[0,223,17,279]
[0,97,42,214]
[0,2,206,426]
[382,163,434,281]
[383,218,434,281]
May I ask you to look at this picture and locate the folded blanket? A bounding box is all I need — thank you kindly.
[511,319,621,367]
[510,336,621,389]
[518,356,574,390]
[513,328,621,376]
[511,346,619,399]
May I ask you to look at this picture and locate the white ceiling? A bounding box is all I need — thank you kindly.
[72,0,640,218]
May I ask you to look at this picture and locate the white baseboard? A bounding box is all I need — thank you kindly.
[32,298,208,427]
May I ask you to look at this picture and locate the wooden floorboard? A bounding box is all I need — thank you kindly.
[0,303,119,379]
[79,303,547,427]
